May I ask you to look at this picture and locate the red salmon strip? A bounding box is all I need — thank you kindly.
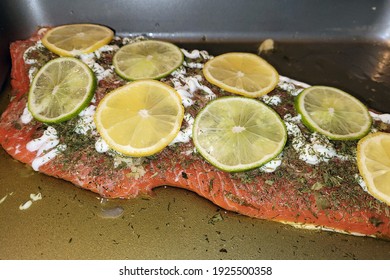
[1,33,389,239]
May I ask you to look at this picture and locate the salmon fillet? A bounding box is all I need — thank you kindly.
[1,31,390,239]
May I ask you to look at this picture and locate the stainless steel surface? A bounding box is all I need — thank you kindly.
[0,0,390,259]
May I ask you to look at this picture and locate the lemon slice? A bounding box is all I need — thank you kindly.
[42,24,114,57]
[28,57,96,123]
[193,96,287,172]
[113,40,184,80]
[357,132,390,206]
[94,80,184,157]
[203,52,279,98]
[295,86,372,140]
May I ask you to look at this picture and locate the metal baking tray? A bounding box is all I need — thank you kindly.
[0,0,389,259]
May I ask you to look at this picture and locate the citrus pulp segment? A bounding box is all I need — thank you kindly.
[193,96,287,172]
[113,40,184,80]
[295,86,372,140]
[42,23,114,57]
[94,80,184,157]
[202,52,279,98]
[28,57,96,123]
[357,132,390,206]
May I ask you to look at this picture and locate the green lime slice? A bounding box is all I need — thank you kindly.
[113,40,184,80]
[28,57,96,123]
[295,86,372,140]
[193,96,287,172]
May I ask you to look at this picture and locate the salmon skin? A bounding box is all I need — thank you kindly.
[1,30,390,239]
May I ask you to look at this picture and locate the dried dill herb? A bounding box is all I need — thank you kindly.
[208,213,224,225]
[25,43,58,69]
[52,118,95,155]
[209,178,215,192]
[369,217,384,227]
[314,192,331,210]
[230,170,257,184]
[12,121,22,130]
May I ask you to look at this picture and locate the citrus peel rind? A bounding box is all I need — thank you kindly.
[203,52,279,98]
[28,57,96,124]
[113,40,184,81]
[94,80,184,157]
[42,24,114,57]
[357,132,390,206]
[295,86,372,140]
[193,96,287,172]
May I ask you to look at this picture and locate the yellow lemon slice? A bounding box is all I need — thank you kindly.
[28,57,96,123]
[42,24,114,57]
[94,80,184,157]
[193,96,287,172]
[357,132,390,206]
[295,86,372,140]
[113,40,183,80]
[203,52,279,98]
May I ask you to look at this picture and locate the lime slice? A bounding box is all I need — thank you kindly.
[42,24,114,57]
[357,132,390,206]
[193,96,287,172]
[203,52,279,98]
[94,80,184,157]
[295,86,372,140]
[113,40,184,80]
[28,57,96,123]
